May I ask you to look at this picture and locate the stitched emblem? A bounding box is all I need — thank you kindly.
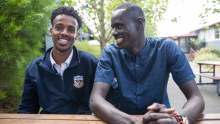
[73,75,84,88]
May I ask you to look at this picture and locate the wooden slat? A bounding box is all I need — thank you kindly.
[1,114,220,124]
[196,121,220,124]
[195,73,220,80]
[0,119,107,124]
[197,61,220,66]
[198,114,220,120]
[0,114,101,121]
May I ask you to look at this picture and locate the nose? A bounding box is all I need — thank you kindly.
[112,28,119,37]
[61,28,68,36]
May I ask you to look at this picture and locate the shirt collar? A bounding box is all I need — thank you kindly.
[139,39,148,59]
[50,49,73,67]
[65,49,73,66]
[122,39,148,59]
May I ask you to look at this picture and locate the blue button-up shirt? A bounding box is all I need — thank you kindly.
[95,37,195,114]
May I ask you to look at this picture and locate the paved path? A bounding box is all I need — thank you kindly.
[167,62,220,113]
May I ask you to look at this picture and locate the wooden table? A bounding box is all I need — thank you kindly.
[197,61,220,83]
[0,114,106,124]
[0,114,220,124]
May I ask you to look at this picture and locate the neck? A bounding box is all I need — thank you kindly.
[128,35,146,56]
[52,49,72,65]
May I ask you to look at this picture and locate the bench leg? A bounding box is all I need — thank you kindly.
[217,80,220,96]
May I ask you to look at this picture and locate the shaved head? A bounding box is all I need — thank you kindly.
[114,3,145,22]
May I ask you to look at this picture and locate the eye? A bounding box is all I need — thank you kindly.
[68,27,76,33]
[111,24,123,30]
[54,25,63,31]
[118,25,122,29]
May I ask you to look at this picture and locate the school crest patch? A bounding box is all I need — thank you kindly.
[73,75,84,88]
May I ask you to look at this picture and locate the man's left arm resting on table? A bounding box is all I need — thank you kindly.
[178,79,205,123]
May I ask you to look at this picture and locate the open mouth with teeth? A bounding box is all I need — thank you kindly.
[58,38,68,46]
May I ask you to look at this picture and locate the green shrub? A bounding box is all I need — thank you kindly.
[193,46,220,62]
[189,39,206,51]
[75,41,101,58]
[0,0,56,113]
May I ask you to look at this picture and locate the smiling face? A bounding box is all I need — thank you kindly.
[111,9,139,50]
[50,14,79,53]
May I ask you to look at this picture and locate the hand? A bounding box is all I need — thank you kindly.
[143,112,178,124]
[143,103,177,124]
[128,116,143,124]
[147,103,175,113]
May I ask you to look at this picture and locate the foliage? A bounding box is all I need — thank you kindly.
[189,39,206,51]
[60,0,168,51]
[193,46,220,62]
[0,0,56,112]
[74,41,101,58]
[199,0,220,24]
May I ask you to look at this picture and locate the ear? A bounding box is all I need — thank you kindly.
[136,17,144,31]
[50,28,53,34]
[75,31,79,40]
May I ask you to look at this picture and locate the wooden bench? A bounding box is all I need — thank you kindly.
[1,114,220,124]
[195,73,220,96]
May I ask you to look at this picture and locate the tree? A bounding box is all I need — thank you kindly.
[0,0,56,112]
[200,0,220,24]
[60,0,168,51]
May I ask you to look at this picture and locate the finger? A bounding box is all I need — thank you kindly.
[146,121,157,124]
[143,112,172,123]
[155,117,177,124]
[158,107,175,114]
[147,103,166,112]
[147,103,175,114]
[146,117,176,124]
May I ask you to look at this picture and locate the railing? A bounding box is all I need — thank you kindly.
[190,47,197,57]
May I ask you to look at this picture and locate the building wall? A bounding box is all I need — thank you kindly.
[208,39,220,48]
[197,28,214,42]
[45,34,53,51]
[197,26,220,49]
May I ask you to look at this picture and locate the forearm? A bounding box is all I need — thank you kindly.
[90,95,140,124]
[178,80,205,123]
[181,95,205,123]
[18,79,40,113]
[17,92,40,114]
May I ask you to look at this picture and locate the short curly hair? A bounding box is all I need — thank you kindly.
[50,6,82,29]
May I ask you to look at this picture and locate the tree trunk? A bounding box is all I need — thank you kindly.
[100,39,106,52]
[99,0,106,53]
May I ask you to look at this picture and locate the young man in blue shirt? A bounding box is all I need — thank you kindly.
[18,6,98,114]
[90,3,204,124]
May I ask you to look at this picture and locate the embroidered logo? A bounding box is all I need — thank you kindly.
[73,75,84,88]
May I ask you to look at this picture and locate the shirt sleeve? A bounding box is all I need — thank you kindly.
[94,47,115,84]
[17,65,40,114]
[166,40,195,85]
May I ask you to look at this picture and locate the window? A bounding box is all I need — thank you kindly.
[214,27,219,39]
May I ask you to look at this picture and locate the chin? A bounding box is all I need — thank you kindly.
[55,46,70,52]
[116,45,125,50]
